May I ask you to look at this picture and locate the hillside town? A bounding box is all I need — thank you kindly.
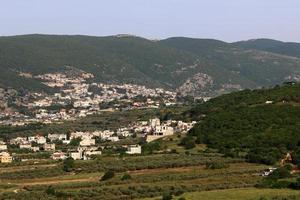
[0,117,196,163]
[0,67,181,126]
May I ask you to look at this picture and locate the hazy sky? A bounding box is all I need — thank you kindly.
[1,0,300,42]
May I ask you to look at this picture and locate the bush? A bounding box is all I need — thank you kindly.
[63,157,74,172]
[170,149,177,154]
[69,138,81,146]
[268,167,291,180]
[121,173,132,181]
[289,178,300,189]
[45,185,55,195]
[180,137,195,149]
[101,170,115,181]
[162,193,172,200]
[271,180,291,189]
[205,161,229,169]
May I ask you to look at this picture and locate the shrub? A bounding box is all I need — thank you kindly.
[101,170,115,181]
[162,193,172,200]
[45,185,55,195]
[63,157,74,172]
[205,161,229,169]
[121,173,132,181]
[170,149,177,154]
[289,178,300,189]
[180,137,195,149]
[268,167,291,180]
[271,180,291,189]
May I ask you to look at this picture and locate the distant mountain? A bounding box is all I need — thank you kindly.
[233,39,300,58]
[1,34,300,96]
[160,37,300,90]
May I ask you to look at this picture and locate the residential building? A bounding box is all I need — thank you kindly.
[0,152,12,163]
[0,141,7,151]
[36,136,47,144]
[51,152,67,160]
[48,133,67,141]
[30,146,40,152]
[83,150,102,160]
[44,143,56,151]
[70,151,82,160]
[126,145,142,154]
[20,143,31,149]
[80,138,95,146]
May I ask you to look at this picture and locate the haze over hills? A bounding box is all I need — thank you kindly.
[1,34,300,96]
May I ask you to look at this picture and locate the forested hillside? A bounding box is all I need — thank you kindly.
[1,34,300,96]
[186,83,300,165]
[161,37,300,88]
[234,39,300,58]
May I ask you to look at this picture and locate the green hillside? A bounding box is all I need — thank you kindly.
[234,39,300,58]
[0,34,208,93]
[1,34,300,96]
[186,83,300,165]
[161,37,300,87]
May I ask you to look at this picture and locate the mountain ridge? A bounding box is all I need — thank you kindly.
[1,34,300,96]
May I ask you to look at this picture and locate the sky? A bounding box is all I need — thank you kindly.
[0,0,300,42]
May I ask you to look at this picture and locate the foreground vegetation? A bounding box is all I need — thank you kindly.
[0,161,265,199]
[143,188,300,200]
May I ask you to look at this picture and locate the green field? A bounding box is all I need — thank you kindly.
[143,188,300,200]
[0,152,266,200]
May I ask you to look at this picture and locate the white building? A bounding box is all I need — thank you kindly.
[48,133,67,141]
[149,118,161,128]
[0,141,7,151]
[70,152,82,160]
[0,144,7,151]
[20,143,31,149]
[0,152,12,163]
[155,125,174,136]
[83,150,102,160]
[30,146,40,152]
[107,136,119,142]
[126,145,142,154]
[62,140,71,145]
[44,143,56,151]
[80,138,96,146]
[36,136,47,144]
[10,137,27,145]
[51,152,67,160]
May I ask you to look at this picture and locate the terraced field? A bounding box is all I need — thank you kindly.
[0,152,267,200]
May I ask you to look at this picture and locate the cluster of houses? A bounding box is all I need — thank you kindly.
[0,117,196,163]
[1,68,179,126]
[128,118,197,142]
